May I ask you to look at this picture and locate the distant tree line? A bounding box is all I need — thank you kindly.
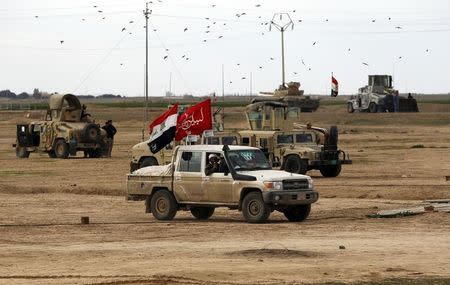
[0,89,122,99]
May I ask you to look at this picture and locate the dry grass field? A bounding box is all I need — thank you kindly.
[0,102,449,285]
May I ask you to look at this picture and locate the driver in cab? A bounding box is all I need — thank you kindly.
[205,153,225,176]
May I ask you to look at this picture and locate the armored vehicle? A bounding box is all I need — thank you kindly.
[127,145,318,223]
[243,100,351,177]
[255,82,320,112]
[14,94,107,159]
[347,75,419,113]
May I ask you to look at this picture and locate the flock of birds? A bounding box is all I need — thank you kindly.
[31,2,434,87]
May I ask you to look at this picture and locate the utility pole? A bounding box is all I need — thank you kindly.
[143,3,151,127]
[270,13,294,88]
[169,72,172,95]
[249,72,252,99]
[221,64,225,129]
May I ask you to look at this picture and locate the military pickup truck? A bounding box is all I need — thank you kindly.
[126,145,318,223]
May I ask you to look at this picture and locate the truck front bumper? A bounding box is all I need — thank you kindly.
[262,190,319,206]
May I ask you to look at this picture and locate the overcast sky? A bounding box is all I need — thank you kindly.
[2,0,450,97]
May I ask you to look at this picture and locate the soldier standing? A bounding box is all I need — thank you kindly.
[102,120,117,157]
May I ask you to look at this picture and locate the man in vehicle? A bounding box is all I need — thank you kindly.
[205,153,221,175]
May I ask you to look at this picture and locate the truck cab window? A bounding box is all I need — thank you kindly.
[178,151,202,172]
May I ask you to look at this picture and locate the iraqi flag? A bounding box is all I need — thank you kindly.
[147,104,178,154]
[331,75,339,97]
[175,99,212,141]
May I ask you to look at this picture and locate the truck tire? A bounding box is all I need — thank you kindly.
[190,207,215,220]
[82,123,101,142]
[54,140,69,159]
[150,190,178,220]
[16,146,30,158]
[319,164,342,177]
[369,102,378,113]
[242,192,270,223]
[325,126,338,151]
[283,204,311,222]
[140,157,158,168]
[347,103,355,113]
[48,150,56,158]
[284,155,308,174]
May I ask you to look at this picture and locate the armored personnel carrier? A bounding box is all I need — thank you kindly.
[255,82,320,112]
[14,94,107,159]
[347,75,419,113]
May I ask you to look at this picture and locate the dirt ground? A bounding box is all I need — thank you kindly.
[0,103,449,285]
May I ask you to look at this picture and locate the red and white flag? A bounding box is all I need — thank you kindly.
[147,104,178,154]
[175,99,212,141]
[331,75,339,97]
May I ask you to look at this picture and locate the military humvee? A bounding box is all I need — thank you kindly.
[347,75,419,113]
[14,94,107,159]
[242,100,351,177]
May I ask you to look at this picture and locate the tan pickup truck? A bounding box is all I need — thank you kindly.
[126,144,319,223]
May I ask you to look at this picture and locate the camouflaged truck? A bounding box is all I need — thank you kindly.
[13,94,107,159]
[242,101,351,177]
[127,144,318,223]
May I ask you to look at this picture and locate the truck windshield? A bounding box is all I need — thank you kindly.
[226,149,271,171]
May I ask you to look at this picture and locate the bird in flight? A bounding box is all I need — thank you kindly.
[362,62,369,66]
[395,26,402,29]
[301,59,305,65]
[163,55,168,60]
[255,4,261,7]
[121,27,126,32]
[184,27,188,32]
[312,42,316,45]
[60,40,64,44]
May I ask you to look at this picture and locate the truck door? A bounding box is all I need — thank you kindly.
[173,151,206,202]
[202,152,233,203]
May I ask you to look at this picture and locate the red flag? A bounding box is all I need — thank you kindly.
[175,99,212,141]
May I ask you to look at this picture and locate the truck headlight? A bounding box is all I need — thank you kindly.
[263,181,283,190]
[308,178,314,189]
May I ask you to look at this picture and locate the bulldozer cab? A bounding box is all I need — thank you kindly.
[45,94,82,122]
[368,75,393,93]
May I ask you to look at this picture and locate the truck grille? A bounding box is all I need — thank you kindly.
[282,179,309,190]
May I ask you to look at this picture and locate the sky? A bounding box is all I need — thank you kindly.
[2,0,450,97]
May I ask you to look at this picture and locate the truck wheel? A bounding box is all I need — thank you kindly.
[150,190,177,220]
[369,102,378,113]
[140,157,158,168]
[54,140,69,159]
[16,147,30,158]
[48,150,56,158]
[284,155,308,174]
[347,103,355,113]
[242,192,270,223]
[283,205,311,222]
[319,164,342,177]
[82,124,101,142]
[191,207,215,220]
